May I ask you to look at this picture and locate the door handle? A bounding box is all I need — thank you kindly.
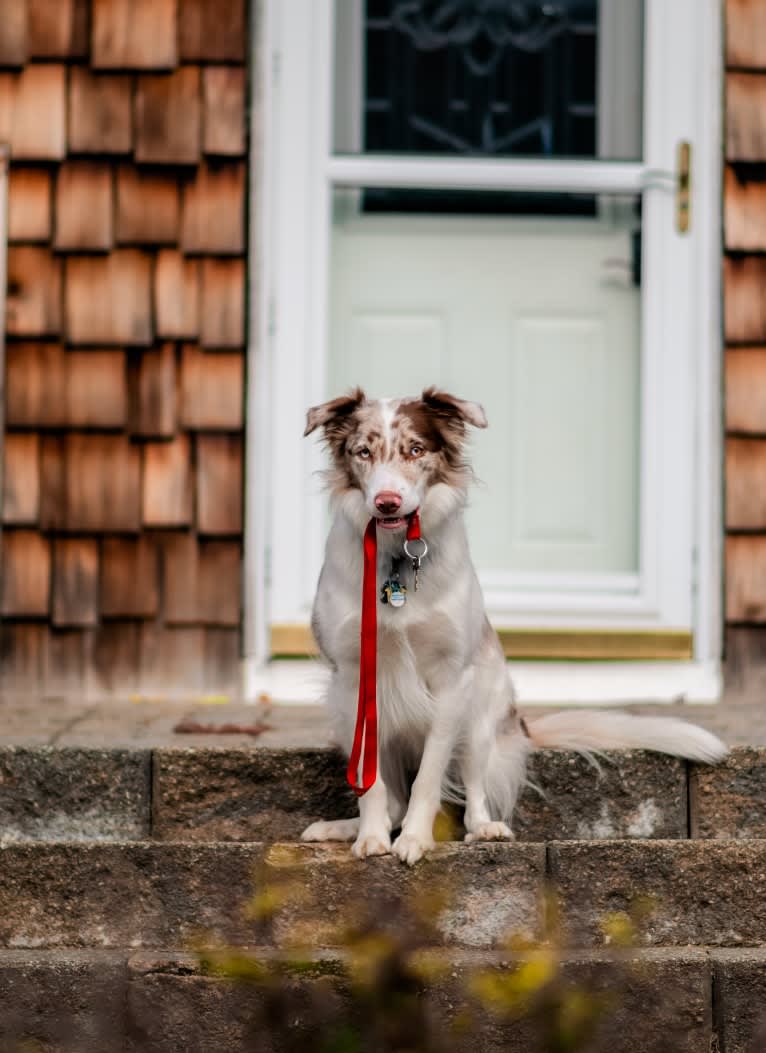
[676,141,691,234]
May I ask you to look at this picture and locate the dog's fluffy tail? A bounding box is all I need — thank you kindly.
[524,710,727,764]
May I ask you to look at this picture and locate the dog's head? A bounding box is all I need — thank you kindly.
[304,387,487,531]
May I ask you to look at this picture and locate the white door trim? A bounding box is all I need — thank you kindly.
[243,0,723,702]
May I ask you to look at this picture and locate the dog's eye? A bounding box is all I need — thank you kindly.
[356,447,371,460]
[409,444,425,458]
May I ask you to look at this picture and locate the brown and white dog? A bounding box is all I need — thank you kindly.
[301,387,726,865]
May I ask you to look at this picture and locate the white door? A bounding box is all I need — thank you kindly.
[248,0,722,696]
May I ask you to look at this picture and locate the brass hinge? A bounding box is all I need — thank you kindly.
[676,141,691,233]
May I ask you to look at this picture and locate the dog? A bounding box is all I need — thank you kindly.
[300,387,727,865]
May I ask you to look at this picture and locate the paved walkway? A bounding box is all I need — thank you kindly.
[2,686,765,749]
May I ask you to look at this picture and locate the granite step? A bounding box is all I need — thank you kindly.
[0,946,764,1053]
[2,744,764,843]
[1,839,766,952]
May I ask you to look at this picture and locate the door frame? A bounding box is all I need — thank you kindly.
[244,0,723,700]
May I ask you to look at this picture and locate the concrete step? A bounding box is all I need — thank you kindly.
[2,840,766,952]
[0,947,763,1053]
[2,744,765,843]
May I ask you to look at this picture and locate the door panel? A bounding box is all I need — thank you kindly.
[331,197,640,580]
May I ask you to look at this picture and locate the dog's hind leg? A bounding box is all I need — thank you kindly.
[301,817,359,842]
[461,748,513,844]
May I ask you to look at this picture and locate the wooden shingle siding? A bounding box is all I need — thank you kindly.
[203,68,246,156]
[726,347,766,433]
[727,0,766,70]
[196,434,243,535]
[1,531,51,617]
[101,537,159,617]
[726,437,766,528]
[724,256,766,343]
[163,533,241,625]
[727,73,766,161]
[65,251,152,345]
[154,250,199,338]
[181,161,245,254]
[127,344,177,438]
[180,345,243,429]
[60,434,142,532]
[68,68,132,154]
[28,0,89,59]
[52,538,99,627]
[2,434,40,525]
[116,167,180,245]
[727,535,766,621]
[142,435,193,527]
[0,0,248,697]
[200,258,245,347]
[6,247,62,337]
[725,166,766,250]
[54,161,113,251]
[92,0,178,71]
[135,68,201,165]
[65,350,128,428]
[8,167,51,242]
[179,0,246,62]
[0,66,66,159]
[0,0,29,67]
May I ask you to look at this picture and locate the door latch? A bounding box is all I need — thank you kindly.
[676,141,691,234]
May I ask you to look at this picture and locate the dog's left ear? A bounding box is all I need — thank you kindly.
[421,387,488,429]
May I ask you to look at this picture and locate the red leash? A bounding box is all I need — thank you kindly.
[347,511,422,795]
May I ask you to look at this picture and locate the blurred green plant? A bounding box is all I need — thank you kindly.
[195,838,665,1053]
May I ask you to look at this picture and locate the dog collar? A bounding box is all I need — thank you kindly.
[347,510,427,796]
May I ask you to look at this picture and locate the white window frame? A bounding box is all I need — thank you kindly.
[244,0,722,701]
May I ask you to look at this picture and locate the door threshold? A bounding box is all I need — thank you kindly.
[242,659,721,706]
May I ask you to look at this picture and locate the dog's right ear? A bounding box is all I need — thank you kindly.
[304,388,366,437]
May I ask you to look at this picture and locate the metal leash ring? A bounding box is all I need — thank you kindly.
[403,537,428,562]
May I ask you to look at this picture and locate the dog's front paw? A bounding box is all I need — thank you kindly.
[351,832,391,858]
[301,818,360,842]
[392,832,434,866]
[464,821,514,844]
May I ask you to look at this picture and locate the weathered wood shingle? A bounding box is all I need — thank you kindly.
[142,436,193,526]
[116,166,180,245]
[8,167,51,242]
[181,161,245,254]
[727,437,766,528]
[128,344,177,438]
[92,0,178,70]
[54,161,114,251]
[727,535,766,621]
[724,256,766,343]
[6,247,62,337]
[179,0,246,62]
[65,350,128,428]
[135,68,201,164]
[180,345,243,429]
[2,434,40,525]
[28,0,89,59]
[203,67,246,156]
[727,0,766,70]
[196,434,243,535]
[52,539,99,627]
[727,347,766,434]
[0,0,28,67]
[725,166,766,251]
[154,250,199,339]
[101,537,159,617]
[68,67,132,154]
[163,533,241,625]
[42,434,142,532]
[200,258,245,347]
[65,251,153,345]
[0,66,66,159]
[727,73,766,161]
[1,531,51,617]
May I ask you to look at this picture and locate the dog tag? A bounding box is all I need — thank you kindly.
[381,580,407,608]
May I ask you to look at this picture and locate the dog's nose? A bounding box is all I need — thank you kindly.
[374,491,402,515]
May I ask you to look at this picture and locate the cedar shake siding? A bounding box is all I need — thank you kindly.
[1,0,247,698]
[725,0,766,682]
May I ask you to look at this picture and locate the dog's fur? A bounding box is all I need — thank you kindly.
[301,388,727,865]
